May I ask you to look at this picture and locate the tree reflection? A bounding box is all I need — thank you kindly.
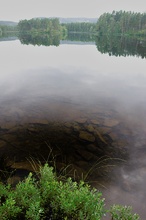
[18,32,61,46]
[65,33,95,42]
[95,35,146,58]
[18,32,95,46]
[2,31,146,59]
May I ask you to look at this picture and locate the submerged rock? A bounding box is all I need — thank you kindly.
[79,131,95,142]
[0,122,16,130]
[73,124,81,132]
[109,132,119,141]
[64,122,72,128]
[90,119,100,125]
[75,149,94,161]
[75,118,87,124]
[29,118,48,125]
[94,129,108,144]
[86,144,98,153]
[84,124,95,133]
[103,118,119,127]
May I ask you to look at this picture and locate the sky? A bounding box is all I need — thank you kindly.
[0,0,146,22]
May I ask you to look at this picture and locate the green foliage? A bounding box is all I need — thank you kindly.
[17,18,68,46]
[64,22,96,33]
[18,18,96,40]
[96,10,146,36]
[0,184,21,219]
[14,173,43,219]
[0,25,17,35]
[0,197,21,220]
[0,164,140,219]
[18,18,65,36]
[40,165,105,219]
[57,179,104,219]
[110,205,140,220]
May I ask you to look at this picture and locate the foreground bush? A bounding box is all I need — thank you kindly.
[0,164,139,219]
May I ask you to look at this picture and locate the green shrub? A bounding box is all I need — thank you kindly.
[0,163,140,219]
[109,204,140,220]
[0,184,21,219]
[39,164,105,219]
[56,179,104,219]
[14,173,43,219]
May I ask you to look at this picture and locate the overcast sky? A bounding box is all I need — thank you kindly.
[0,0,146,22]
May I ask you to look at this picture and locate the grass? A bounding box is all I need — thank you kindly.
[0,163,140,220]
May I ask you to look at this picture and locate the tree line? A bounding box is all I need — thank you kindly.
[18,18,67,36]
[63,22,96,33]
[1,11,146,38]
[17,18,97,35]
[0,25,17,36]
[96,10,146,35]
[63,11,146,36]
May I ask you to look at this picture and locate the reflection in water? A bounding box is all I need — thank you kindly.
[18,32,95,46]
[2,32,146,59]
[0,32,18,42]
[0,34,146,218]
[95,35,146,59]
[65,32,95,42]
[17,32,146,59]
[18,32,60,46]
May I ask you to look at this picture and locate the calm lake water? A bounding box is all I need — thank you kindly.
[1,35,146,218]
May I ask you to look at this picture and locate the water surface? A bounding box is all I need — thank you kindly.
[0,35,146,218]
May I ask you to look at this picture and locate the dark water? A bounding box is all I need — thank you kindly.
[1,35,146,218]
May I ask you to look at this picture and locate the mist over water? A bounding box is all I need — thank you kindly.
[0,37,146,218]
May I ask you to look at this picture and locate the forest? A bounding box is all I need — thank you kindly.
[63,11,146,36]
[1,11,146,38]
[0,25,17,36]
[17,18,96,35]
[18,18,67,35]
[96,10,146,35]
[63,22,96,33]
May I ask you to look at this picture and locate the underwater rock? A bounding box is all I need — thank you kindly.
[0,122,16,130]
[72,124,81,132]
[90,119,100,125]
[75,118,87,124]
[75,149,94,161]
[64,122,72,128]
[79,131,95,142]
[84,124,95,133]
[103,118,119,127]
[29,118,48,125]
[94,129,107,144]
[109,132,119,141]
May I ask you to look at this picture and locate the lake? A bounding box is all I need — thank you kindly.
[0,34,146,218]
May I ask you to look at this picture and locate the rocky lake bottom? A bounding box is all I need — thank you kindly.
[0,100,136,183]
[0,100,146,218]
